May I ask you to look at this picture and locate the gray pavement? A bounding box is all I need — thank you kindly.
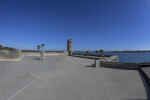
[0,56,148,100]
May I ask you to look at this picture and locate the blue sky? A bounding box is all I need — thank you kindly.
[0,0,150,51]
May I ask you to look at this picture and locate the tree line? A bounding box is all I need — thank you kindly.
[86,50,104,56]
[75,49,104,56]
[0,45,16,50]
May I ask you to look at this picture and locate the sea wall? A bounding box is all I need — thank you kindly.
[102,55,119,62]
[0,50,22,61]
[100,62,140,69]
[70,55,119,62]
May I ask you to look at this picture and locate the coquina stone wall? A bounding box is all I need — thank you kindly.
[70,55,119,62]
[101,55,119,62]
[22,51,68,56]
[0,51,68,61]
[0,50,22,61]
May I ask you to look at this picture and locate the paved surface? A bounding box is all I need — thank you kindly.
[0,55,148,100]
[141,67,150,79]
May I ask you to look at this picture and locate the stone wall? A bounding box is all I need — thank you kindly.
[70,55,119,62]
[0,50,22,61]
[102,55,119,62]
[0,51,68,61]
[22,51,68,56]
[101,62,140,69]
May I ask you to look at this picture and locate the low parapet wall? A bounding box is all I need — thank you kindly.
[101,62,140,69]
[23,51,68,56]
[70,55,119,62]
[0,50,68,61]
[102,55,119,62]
[0,50,22,61]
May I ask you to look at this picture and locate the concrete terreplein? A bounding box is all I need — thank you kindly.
[0,56,147,100]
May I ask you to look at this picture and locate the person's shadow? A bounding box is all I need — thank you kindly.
[34,58,40,60]
[85,64,95,68]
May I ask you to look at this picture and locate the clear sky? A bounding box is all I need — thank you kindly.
[0,0,150,51]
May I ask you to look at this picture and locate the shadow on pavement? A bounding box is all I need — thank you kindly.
[85,64,95,68]
[34,58,40,60]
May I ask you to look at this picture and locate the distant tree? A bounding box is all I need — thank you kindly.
[86,51,90,56]
[41,44,45,50]
[99,49,104,56]
[9,47,13,50]
[0,45,16,50]
[95,50,98,55]
[4,47,9,50]
[0,45,3,50]
[37,45,41,51]
[10,47,16,50]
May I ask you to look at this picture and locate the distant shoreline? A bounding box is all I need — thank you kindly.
[109,51,150,53]
[22,50,150,53]
[74,51,150,53]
